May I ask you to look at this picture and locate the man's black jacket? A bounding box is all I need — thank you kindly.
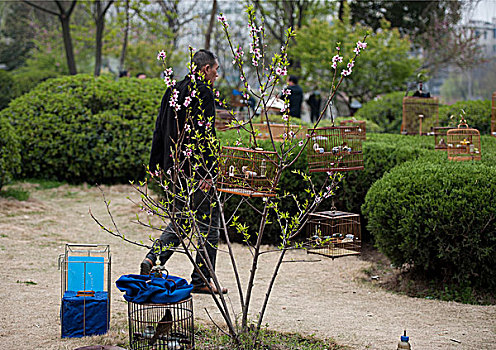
[149,75,217,179]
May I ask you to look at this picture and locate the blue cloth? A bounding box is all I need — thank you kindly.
[61,291,109,338]
[115,274,192,304]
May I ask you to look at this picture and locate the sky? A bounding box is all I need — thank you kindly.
[465,0,496,23]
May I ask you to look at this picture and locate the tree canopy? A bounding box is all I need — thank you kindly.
[290,13,420,111]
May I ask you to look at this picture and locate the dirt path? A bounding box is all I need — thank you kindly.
[0,183,495,349]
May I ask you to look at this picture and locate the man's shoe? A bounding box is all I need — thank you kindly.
[140,260,152,275]
[191,282,228,295]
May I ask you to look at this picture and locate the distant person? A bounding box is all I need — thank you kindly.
[119,70,130,78]
[412,81,431,98]
[284,75,303,118]
[136,72,147,79]
[306,88,322,123]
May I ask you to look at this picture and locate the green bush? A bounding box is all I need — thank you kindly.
[0,116,21,190]
[0,70,14,111]
[438,99,491,134]
[1,74,164,183]
[11,69,59,99]
[354,91,405,133]
[362,159,496,290]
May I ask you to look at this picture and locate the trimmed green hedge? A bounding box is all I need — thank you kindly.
[0,70,14,111]
[0,74,164,183]
[439,99,492,134]
[362,159,496,290]
[354,91,404,133]
[0,116,21,190]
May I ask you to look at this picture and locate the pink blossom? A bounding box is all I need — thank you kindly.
[282,115,289,122]
[332,55,343,63]
[347,61,355,69]
[191,90,197,98]
[184,96,192,107]
[357,41,367,49]
[184,148,193,157]
[353,47,360,55]
[198,120,204,127]
[298,140,304,147]
[157,50,167,60]
[206,121,212,128]
[282,88,291,95]
[215,90,220,97]
[341,69,351,76]
[331,62,337,69]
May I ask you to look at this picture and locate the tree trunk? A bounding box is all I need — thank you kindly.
[118,0,130,73]
[60,14,77,75]
[204,0,217,50]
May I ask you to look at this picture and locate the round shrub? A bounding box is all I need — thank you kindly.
[439,99,491,134]
[0,74,164,183]
[354,91,405,133]
[0,70,14,111]
[362,159,496,290]
[0,116,21,190]
[11,69,59,100]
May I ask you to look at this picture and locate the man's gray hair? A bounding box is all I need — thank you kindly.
[192,49,217,71]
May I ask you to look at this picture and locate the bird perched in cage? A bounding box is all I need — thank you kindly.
[149,309,173,347]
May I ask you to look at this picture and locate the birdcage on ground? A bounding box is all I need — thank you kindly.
[59,244,111,338]
[218,146,278,197]
[253,123,307,143]
[307,126,364,173]
[491,92,496,137]
[305,210,361,259]
[433,126,452,150]
[128,297,194,350]
[401,97,439,135]
[447,119,481,161]
[339,119,366,140]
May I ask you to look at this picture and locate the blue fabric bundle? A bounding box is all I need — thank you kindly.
[115,274,192,304]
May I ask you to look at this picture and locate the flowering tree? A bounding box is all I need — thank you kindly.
[93,5,368,348]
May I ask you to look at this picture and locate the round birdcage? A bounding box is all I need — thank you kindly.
[447,119,481,161]
[339,119,366,140]
[218,146,279,197]
[128,297,194,350]
[307,126,364,173]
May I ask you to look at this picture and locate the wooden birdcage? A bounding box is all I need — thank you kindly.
[447,119,481,161]
[128,298,194,350]
[339,119,366,140]
[253,123,306,143]
[433,126,452,150]
[218,146,278,197]
[305,210,361,259]
[491,92,496,137]
[401,97,439,135]
[307,126,364,173]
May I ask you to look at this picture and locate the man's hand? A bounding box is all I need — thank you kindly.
[199,178,213,191]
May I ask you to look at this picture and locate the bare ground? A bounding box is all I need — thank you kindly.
[0,183,495,350]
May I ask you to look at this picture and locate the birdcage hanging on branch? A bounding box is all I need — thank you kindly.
[218,146,279,197]
[304,210,361,259]
[447,117,481,161]
[339,119,366,140]
[433,126,451,150]
[491,91,496,137]
[307,126,364,173]
[401,97,439,135]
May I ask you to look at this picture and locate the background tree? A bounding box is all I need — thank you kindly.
[89,0,115,76]
[291,11,419,114]
[252,0,335,65]
[22,0,78,75]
